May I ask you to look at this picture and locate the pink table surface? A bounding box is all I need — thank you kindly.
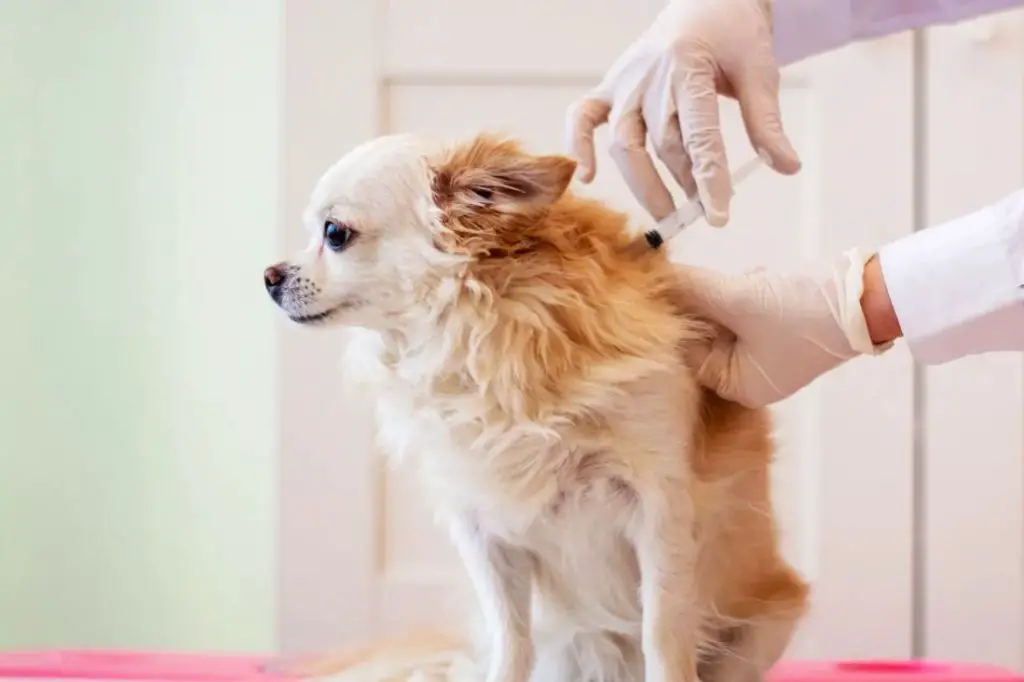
[0,652,1022,682]
[0,651,285,681]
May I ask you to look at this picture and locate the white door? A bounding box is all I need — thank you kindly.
[921,9,1024,670]
[277,0,918,661]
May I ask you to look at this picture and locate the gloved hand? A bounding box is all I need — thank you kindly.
[566,0,800,227]
[680,250,895,408]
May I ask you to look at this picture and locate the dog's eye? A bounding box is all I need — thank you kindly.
[323,220,355,252]
[470,187,494,202]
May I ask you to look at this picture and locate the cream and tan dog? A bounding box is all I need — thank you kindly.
[264,133,808,682]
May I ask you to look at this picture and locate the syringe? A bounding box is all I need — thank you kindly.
[643,153,768,249]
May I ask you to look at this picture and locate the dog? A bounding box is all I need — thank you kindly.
[264,132,809,682]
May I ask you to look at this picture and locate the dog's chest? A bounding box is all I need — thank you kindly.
[374,388,633,536]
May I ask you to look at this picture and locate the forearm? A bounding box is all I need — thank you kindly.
[869,189,1024,363]
[772,0,1023,66]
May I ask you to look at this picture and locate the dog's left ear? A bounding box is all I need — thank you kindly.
[432,134,577,214]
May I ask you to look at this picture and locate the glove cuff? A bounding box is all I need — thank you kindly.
[839,248,894,356]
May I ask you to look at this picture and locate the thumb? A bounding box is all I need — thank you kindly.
[690,328,760,408]
[735,60,801,175]
[566,96,611,183]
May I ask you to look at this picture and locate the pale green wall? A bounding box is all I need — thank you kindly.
[0,0,279,651]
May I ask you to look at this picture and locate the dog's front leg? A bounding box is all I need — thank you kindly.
[631,479,702,682]
[449,512,533,682]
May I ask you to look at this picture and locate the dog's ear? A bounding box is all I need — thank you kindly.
[432,134,576,215]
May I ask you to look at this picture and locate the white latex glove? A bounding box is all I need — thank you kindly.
[567,0,800,227]
[681,250,892,408]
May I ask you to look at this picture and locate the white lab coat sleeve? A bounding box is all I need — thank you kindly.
[773,0,1024,66]
[877,190,1024,364]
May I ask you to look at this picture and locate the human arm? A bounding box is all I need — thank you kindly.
[687,189,1024,408]
[775,0,1024,66]
[879,189,1024,363]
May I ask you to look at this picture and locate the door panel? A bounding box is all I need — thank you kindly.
[923,9,1024,670]
[384,0,667,77]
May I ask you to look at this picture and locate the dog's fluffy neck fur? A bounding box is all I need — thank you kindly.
[372,193,694,429]
[339,135,716,525]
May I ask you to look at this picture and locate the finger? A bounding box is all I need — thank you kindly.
[567,37,650,185]
[643,58,698,199]
[661,116,697,198]
[677,266,766,407]
[673,51,731,227]
[692,333,760,408]
[608,104,677,222]
[735,56,801,175]
[566,96,611,183]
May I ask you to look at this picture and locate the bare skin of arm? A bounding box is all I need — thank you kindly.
[862,255,903,345]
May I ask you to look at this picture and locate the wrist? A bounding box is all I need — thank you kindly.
[861,253,903,345]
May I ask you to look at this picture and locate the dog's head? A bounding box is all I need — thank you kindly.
[264,132,578,331]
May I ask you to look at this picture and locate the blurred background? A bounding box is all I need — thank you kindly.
[1,0,1022,672]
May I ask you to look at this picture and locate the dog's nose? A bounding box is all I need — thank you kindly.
[264,263,288,302]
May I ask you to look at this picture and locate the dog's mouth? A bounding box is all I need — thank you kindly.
[289,309,336,324]
[287,299,361,325]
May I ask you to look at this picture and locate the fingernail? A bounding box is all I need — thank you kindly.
[574,164,594,183]
[781,139,802,169]
[758,138,801,174]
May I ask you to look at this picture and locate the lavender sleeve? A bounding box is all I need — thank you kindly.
[773,0,1024,66]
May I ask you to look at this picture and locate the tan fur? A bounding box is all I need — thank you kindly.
[267,133,808,682]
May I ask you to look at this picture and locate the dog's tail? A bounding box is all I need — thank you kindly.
[271,631,478,682]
